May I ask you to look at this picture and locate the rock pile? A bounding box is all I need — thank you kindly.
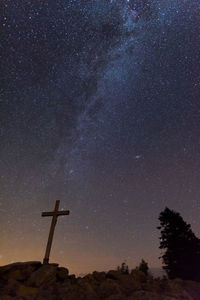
[0,261,70,299]
[1,262,200,299]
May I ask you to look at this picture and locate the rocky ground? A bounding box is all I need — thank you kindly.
[1,261,200,300]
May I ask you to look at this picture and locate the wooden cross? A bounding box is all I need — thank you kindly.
[42,200,70,264]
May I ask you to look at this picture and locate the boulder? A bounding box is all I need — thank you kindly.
[130,291,178,300]
[1,261,200,300]
[27,264,58,287]
[16,283,38,298]
[104,295,125,300]
[0,261,41,283]
[57,267,69,281]
[1,278,20,297]
[1,296,14,300]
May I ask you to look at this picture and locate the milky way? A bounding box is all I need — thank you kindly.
[1,0,200,274]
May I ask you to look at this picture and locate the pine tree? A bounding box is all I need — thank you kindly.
[158,207,200,281]
[138,259,149,275]
[117,262,129,274]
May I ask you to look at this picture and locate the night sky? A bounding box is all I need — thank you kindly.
[1,0,200,275]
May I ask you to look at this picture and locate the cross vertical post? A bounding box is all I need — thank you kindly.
[42,200,70,264]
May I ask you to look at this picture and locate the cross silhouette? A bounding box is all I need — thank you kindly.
[42,200,70,264]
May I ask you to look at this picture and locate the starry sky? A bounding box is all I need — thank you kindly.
[1,0,200,275]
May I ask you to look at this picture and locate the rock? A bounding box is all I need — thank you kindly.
[1,261,200,300]
[1,296,14,300]
[130,291,178,300]
[182,280,200,300]
[1,279,20,297]
[57,267,69,281]
[27,264,58,287]
[36,284,61,300]
[104,295,125,300]
[130,291,161,300]
[77,281,98,300]
[0,261,42,283]
[16,283,38,298]
[68,274,76,283]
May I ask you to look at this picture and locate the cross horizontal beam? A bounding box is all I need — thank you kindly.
[42,210,70,217]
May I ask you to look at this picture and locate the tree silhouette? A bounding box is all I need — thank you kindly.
[158,207,200,281]
[117,262,129,274]
[137,259,149,276]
